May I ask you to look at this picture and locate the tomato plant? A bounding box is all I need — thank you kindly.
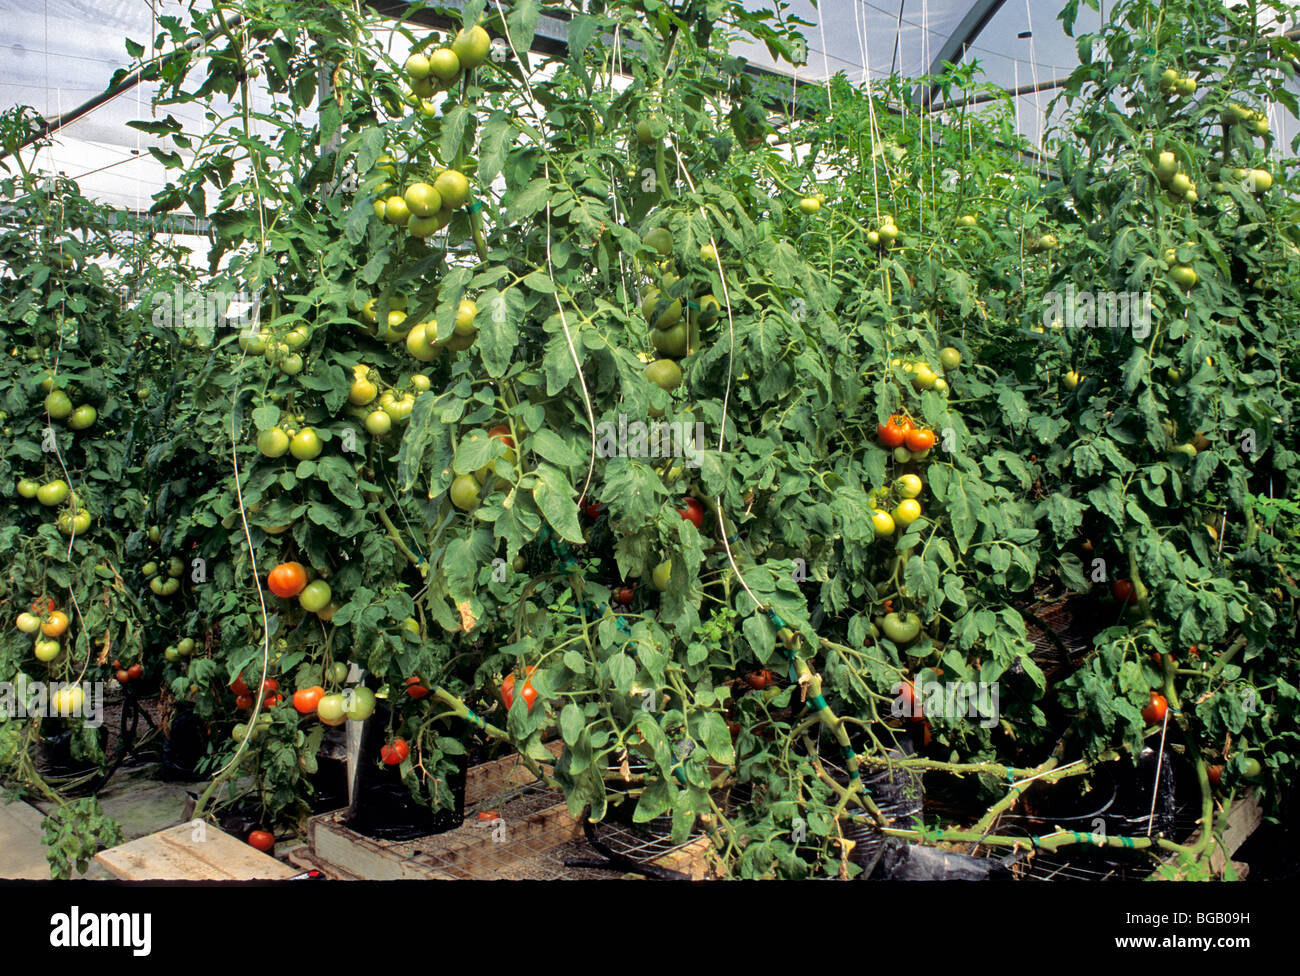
[2,0,1295,882]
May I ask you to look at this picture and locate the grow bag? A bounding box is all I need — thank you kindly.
[344,705,467,840]
[159,708,207,781]
[827,738,925,878]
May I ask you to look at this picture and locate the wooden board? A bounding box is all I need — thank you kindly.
[95,823,298,881]
[305,742,719,880]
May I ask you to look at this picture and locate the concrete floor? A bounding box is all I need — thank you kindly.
[1,761,196,880]
[0,799,53,879]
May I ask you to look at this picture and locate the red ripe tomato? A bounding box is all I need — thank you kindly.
[31,597,57,615]
[248,830,275,852]
[488,424,515,449]
[677,497,705,529]
[1207,764,1223,787]
[293,686,325,715]
[899,680,923,721]
[116,669,131,684]
[579,497,606,519]
[904,427,936,452]
[1112,579,1134,604]
[230,675,251,697]
[477,809,500,821]
[127,663,144,681]
[264,693,284,708]
[614,586,635,604]
[1141,691,1169,724]
[235,694,254,710]
[405,676,430,699]
[877,415,911,448]
[267,561,308,598]
[502,666,539,710]
[262,678,279,693]
[381,738,410,765]
[921,720,932,748]
[746,669,775,690]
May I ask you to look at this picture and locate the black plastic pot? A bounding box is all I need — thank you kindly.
[344,704,467,841]
[159,708,208,781]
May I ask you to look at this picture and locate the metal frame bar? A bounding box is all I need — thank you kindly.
[911,0,1010,108]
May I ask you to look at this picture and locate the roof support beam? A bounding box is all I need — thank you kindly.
[911,0,1009,108]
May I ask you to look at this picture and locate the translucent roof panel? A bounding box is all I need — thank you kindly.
[5,0,1299,208]
[732,0,973,83]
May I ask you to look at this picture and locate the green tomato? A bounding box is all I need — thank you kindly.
[258,427,290,458]
[16,478,39,499]
[404,182,443,218]
[451,25,491,70]
[652,559,672,591]
[870,510,895,538]
[1241,758,1263,780]
[37,480,69,506]
[450,474,481,511]
[895,474,923,499]
[298,580,332,613]
[290,428,323,460]
[34,639,62,662]
[643,227,674,256]
[329,662,350,684]
[882,612,922,645]
[68,405,97,430]
[645,359,683,392]
[344,686,376,722]
[45,390,73,420]
[316,693,347,726]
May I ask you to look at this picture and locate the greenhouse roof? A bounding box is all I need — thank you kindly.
[1,0,1295,213]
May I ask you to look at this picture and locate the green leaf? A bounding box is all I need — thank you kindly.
[530,428,581,468]
[559,702,584,745]
[532,462,583,543]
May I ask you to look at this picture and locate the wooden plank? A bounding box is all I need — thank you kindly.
[654,834,716,880]
[305,746,720,880]
[1150,788,1264,880]
[308,813,453,880]
[1210,789,1263,879]
[95,823,298,881]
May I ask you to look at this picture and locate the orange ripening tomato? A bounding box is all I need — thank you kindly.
[502,666,539,710]
[267,561,308,598]
[1141,692,1168,724]
[877,415,912,448]
[904,427,936,452]
[292,686,325,715]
